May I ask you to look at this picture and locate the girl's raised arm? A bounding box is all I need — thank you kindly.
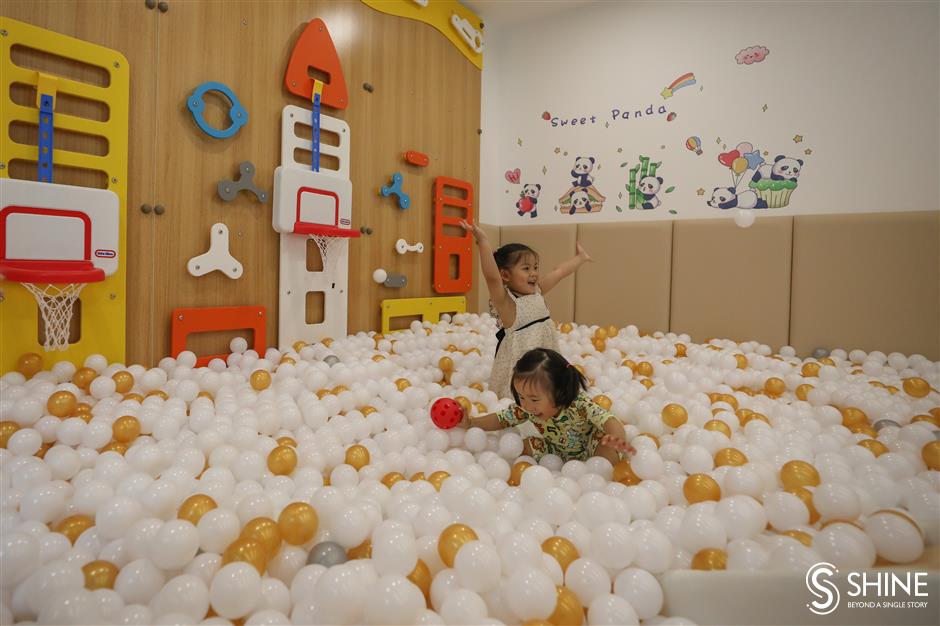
[461,219,507,308]
[539,242,592,294]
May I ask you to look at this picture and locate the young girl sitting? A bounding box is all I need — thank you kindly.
[461,348,635,464]
[460,220,591,400]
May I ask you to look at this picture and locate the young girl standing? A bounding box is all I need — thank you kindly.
[461,348,634,464]
[460,220,592,399]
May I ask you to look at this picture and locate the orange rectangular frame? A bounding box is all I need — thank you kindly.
[433,176,474,293]
[171,305,267,367]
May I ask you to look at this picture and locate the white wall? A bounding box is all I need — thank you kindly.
[479,1,939,225]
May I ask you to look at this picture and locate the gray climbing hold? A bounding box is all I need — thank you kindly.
[872,419,901,431]
[218,161,269,203]
[308,541,347,567]
[384,273,407,288]
[811,347,830,359]
[324,355,340,366]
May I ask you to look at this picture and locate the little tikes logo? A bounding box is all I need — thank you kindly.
[806,562,840,615]
[806,562,931,615]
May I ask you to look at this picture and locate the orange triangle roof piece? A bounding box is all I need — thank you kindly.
[284,18,348,110]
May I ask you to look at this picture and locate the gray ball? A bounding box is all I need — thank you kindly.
[308,541,347,567]
[324,355,340,367]
[811,347,830,360]
[872,419,901,431]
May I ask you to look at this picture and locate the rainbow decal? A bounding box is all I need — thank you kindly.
[661,72,696,99]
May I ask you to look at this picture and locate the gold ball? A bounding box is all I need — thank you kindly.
[454,396,472,415]
[719,394,739,410]
[147,389,169,400]
[764,377,785,396]
[372,355,385,362]
[123,392,145,403]
[858,439,889,457]
[841,407,868,427]
[559,323,573,334]
[591,338,606,352]
[795,384,814,401]
[292,340,307,352]
[276,436,297,448]
[408,559,432,606]
[508,461,531,486]
[82,560,119,590]
[473,402,488,415]
[612,460,641,486]
[332,385,349,395]
[683,474,721,503]
[714,448,748,467]
[46,391,78,418]
[177,494,217,525]
[661,403,688,428]
[819,357,835,366]
[691,548,727,570]
[607,325,619,338]
[787,486,821,524]
[674,343,687,357]
[345,444,370,470]
[72,367,97,390]
[347,539,372,559]
[360,406,377,416]
[780,530,814,547]
[594,327,608,340]
[428,471,450,491]
[222,538,268,574]
[912,414,940,427]
[640,378,654,390]
[382,472,406,488]
[635,361,653,377]
[267,445,298,475]
[250,370,272,391]
[548,585,584,626]
[801,362,821,377]
[278,502,318,545]
[322,337,334,347]
[241,517,282,557]
[780,460,820,490]
[930,407,940,418]
[922,441,940,471]
[469,383,485,392]
[410,472,426,482]
[55,514,95,544]
[902,377,930,398]
[735,354,748,369]
[622,359,636,371]
[439,356,454,372]
[541,536,580,574]
[703,419,732,438]
[112,415,141,444]
[16,353,43,378]
[592,395,612,410]
[1,421,21,448]
[100,440,128,455]
[111,370,134,394]
[438,523,478,567]
[395,378,411,391]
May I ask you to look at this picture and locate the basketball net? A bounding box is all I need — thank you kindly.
[21,282,86,351]
[309,234,348,271]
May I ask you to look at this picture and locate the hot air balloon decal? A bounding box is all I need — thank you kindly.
[685,136,702,155]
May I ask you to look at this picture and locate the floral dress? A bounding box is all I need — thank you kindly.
[495,391,618,461]
[488,286,559,399]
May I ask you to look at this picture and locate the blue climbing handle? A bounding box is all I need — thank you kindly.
[187,81,248,139]
[37,94,54,182]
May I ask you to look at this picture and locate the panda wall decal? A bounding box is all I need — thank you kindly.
[516,183,541,218]
[707,146,805,210]
[557,156,606,215]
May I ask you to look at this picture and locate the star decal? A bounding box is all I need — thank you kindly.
[696,188,705,196]
[804,148,813,155]
[762,104,768,112]
[517,138,523,146]
[661,87,673,99]
[793,135,803,143]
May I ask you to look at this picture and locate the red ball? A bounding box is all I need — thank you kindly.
[431,398,464,430]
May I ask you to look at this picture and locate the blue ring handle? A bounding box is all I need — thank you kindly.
[187,81,248,139]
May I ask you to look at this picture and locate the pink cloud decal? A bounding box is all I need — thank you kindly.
[736,46,770,65]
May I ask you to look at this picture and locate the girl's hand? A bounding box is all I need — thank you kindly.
[576,242,592,262]
[601,434,636,455]
[459,219,486,244]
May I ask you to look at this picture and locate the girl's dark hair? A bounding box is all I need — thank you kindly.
[511,348,586,408]
[493,243,538,271]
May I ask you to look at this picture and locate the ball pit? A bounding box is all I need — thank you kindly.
[0,315,937,625]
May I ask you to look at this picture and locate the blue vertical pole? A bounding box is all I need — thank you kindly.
[38,94,54,182]
[311,91,321,172]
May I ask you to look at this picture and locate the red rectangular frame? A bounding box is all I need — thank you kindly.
[171,305,266,367]
[433,176,474,294]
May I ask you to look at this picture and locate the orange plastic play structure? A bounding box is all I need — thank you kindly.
[404,150,429,167]
[284,18,348,109]
[171,305,267,367]
[432,176,474,294]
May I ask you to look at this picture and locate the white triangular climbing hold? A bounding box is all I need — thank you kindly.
[187,223,243,279]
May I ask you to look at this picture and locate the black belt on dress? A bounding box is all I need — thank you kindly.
[494,316,551,356]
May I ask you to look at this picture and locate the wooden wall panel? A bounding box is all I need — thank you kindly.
[0,1,157,366]
[151,1,481,360]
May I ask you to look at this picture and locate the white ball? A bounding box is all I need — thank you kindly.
[588,593,640,626]
[150,520,200,570]
[115,558,166,605]
[590,522,635,569]
[519,466,553,499]
[363,574,426,625]
[564,558,611,607]
[197,509,241,554]
[151,574,209,622]
[89,375,118,399]
[454,540,501,593]
[440,589,488,626]
[209,563,262,619]
[504,567,556,620]
[613,567,663,620]
[230,337,249,353]
[0,532,40,585]
[372,525,418,577]
[864,510,925,564]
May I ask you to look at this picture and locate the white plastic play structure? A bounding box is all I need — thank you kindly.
[272,104,358,350]
[187,223,243,279]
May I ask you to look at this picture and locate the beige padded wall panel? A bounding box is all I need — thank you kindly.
[790,212,939,360]
[575,222,672,333]
[499,225,577,323]
[671,216,792,348]
[473,224,501,314]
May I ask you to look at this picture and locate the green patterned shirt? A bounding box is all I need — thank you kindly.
[496,391,615,461]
